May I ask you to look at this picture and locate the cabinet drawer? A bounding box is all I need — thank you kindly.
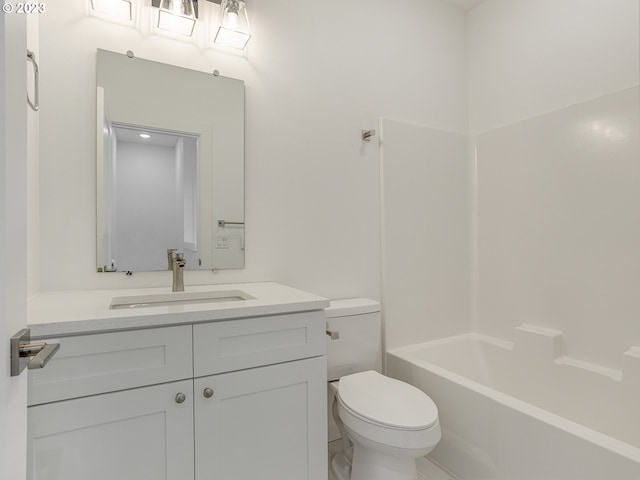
[193,311,326,377]
[28,325,193,406]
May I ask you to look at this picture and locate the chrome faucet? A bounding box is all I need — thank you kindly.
[167,249,186,292]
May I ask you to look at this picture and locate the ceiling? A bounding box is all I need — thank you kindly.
[440,0,485,11]
[113,126,180,148]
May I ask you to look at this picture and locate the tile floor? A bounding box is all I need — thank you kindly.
[327,439,456,480]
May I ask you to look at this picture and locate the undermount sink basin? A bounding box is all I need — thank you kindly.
[109,290,255,310]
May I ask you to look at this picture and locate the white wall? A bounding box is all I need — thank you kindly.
[381,119,471,350]
[36,0,468,301]
[469,0,640,369]
[468,0,640,135]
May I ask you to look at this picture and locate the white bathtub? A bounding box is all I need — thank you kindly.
[387,326,640,480]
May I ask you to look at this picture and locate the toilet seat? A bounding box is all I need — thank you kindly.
[335,371,441,451]
[337,371,438,430]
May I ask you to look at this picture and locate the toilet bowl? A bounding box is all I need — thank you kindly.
[326,300,441,480]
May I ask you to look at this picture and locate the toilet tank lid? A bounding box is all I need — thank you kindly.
[325,298,380,318]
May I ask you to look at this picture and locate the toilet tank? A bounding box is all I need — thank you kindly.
[326,298,381,381]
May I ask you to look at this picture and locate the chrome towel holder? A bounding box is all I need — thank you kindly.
[218,220,245,227]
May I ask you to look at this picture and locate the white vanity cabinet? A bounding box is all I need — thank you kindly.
[194,357,327,480]
[27,325,194,480]
[28,380,195,480]
[27,309,327,480]
[192,312,327,480]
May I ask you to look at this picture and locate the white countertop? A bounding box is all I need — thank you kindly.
[28,282,329,338]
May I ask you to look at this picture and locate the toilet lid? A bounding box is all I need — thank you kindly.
[338,371,438,430]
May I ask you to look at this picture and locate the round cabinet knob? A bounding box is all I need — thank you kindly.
[203,388,214,398]
[175,392,187,404]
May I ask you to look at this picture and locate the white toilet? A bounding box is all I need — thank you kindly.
[326,298,441,480]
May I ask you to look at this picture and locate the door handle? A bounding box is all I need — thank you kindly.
[10,328,60,376]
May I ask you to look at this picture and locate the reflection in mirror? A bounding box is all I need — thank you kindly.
[100,124,199,272]
[96,49,245,272]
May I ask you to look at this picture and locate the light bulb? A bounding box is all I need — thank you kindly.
[214,0,251,50]
[227,11,238,29]
[157,0,196,36]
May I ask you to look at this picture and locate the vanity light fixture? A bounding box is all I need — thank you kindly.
[156,0,197,36]
[214,0,251,50]
[139,133,151,139]
[92,0,252,49]
[90,0,133,21]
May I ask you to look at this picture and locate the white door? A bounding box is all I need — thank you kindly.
[194,356,328,480]
[27,380,195,480]
[1,12,29,480]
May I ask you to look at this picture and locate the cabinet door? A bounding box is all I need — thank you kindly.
[194,356,327,480]
[27,380,194,480]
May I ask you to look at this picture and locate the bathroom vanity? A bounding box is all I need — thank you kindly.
[26,282,329,480]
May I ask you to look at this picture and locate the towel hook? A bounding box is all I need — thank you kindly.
[362,129,376,142]
[26,50,39,112]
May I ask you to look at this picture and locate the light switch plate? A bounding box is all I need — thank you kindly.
[215,235,229,249]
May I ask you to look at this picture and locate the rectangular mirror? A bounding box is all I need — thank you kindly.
[96,49,245,272]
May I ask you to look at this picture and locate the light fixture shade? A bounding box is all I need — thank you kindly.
[90,0,132,21]
[157,0,196,36]
[214,0,251,50]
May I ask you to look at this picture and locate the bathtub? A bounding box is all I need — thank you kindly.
[387,325,640,480]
